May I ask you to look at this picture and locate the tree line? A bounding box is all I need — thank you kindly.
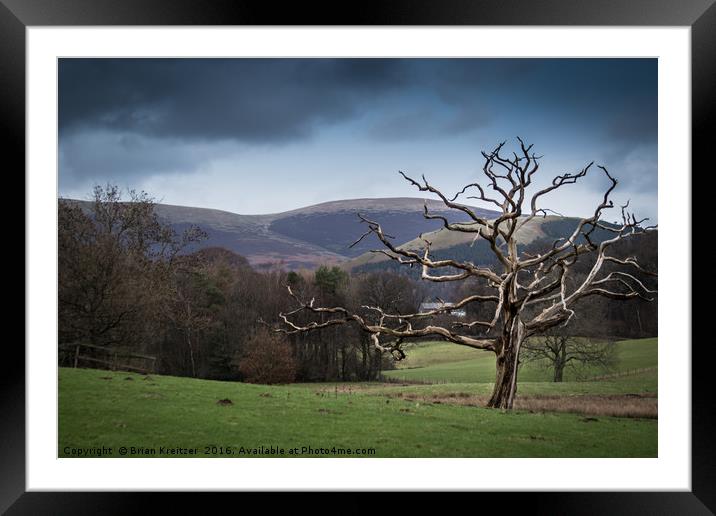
[58,186,423,382]
[59,185,656,385]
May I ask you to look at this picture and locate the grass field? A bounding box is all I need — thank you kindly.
[58,337,657,458]
[383,338,657,386]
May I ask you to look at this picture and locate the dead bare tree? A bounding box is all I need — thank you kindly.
[272,139,657,409]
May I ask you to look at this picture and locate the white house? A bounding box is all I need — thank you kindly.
[419,302,467,318]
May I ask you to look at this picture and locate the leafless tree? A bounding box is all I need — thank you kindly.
[272,139,657,409]
[235,328,298,384]
[58,185,205,352]
[162,271,215,378]
[521,332,617,382]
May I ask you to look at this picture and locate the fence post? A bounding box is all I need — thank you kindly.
[73,345,80,368]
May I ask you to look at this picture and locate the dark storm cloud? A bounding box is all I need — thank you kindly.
[59,58,410,142]
[605,109,658,144]
[58,58,658,211]
[58,130,232,187]
[59,58,657,145]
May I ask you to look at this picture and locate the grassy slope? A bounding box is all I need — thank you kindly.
[346,215,553,270]
[59,367,656,458]
[383,338,657,388]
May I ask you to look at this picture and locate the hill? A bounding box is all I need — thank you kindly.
[62,197,649,274]
[63,197,499,270]
[345,215,621,272]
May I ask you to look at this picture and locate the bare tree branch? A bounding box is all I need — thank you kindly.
[271,139,657,410]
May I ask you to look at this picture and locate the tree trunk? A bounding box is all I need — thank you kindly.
[186,331,196,378]
[487,316,525,410]
[636,307,643,335]
[554,339,566,382]
[361,339,369,380]
[553,363,564,382]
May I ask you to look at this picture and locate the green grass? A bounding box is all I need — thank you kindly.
[384,338,657,386]
[58,338,658,458]
[59,366,657,458]
[364,370,657,398]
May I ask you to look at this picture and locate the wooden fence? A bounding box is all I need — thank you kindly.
[59,342,157,374]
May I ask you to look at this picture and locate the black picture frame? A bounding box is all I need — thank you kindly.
[4,0,711,513]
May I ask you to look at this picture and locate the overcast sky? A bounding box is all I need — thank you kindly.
[58,58,657,223]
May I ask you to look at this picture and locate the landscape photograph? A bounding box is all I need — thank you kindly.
[58,57,658,458]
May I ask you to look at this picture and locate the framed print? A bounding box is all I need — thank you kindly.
[5,0,712,513]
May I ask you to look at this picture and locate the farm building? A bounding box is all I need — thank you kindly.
[418,302,467,318]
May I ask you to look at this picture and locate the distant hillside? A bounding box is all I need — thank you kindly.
[266,198,497,258]
[345,216,622,273]
[62,197,499,270]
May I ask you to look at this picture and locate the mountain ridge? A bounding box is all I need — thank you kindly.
[63,197,500,270]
